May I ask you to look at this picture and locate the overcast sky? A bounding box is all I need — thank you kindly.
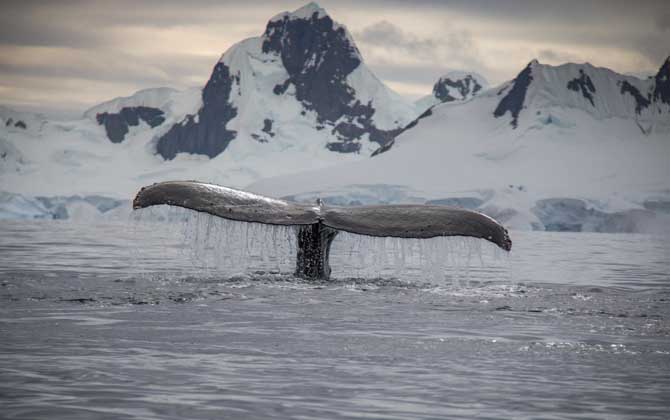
[1,0,668,118]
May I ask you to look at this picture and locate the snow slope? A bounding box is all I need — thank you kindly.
[249,59,670,233]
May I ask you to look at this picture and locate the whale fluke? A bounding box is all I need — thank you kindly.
[133,181,511,279]
[132,180,320,225]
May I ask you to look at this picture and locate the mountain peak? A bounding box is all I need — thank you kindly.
[270,2,329,22]
[261,3,366,124]
[262,2,357,61]
[414,71,488,112]
[292,2,327,18]
[434,72,487,98]
[155,1,413,160]
[491,58,670,130]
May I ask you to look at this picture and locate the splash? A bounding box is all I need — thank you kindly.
[330,232,508,284]
[129,205,297,278]
[129,205,508,283]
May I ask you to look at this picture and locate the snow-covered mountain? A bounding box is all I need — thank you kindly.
[155,2,416,159]
[0,2,418,208]
[487,59,669,132]
[249,58,670,233]
[378,58,670,157]
[415,71,488,113]
[81,2,416,159]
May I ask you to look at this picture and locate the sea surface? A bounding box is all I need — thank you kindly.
[1,214,669,419]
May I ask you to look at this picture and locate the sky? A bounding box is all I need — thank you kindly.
[1,0,668,118]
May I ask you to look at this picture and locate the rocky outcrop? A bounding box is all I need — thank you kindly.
[96,106,165,143]
[263,10,361,124]
[155,63,238,159]
[264,6,401,152]
[5,118,27,129]
[494,61,534,128]
[433,74,483,103]
[567,69,596,106]
[620,80,650,114]
[371,109,432,157]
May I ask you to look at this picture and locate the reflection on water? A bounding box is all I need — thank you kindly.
[0,216,669,419]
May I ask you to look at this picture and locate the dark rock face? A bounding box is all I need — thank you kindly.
[262,119,275,137]
[263,12,360,122]
[331,101,402,149]
[371,109,433,157]
[326,141,361,153]
[567,69,596,106]
[252,119,276,143]
[156,63,238,159]
[433,75,483,103]
[494,62,534,128]
[96,107,165,143]
[14,120,27,129]
[5,118,13,127]
[620,80,651,114]
[653,57,670,105]
[263,11,399,152]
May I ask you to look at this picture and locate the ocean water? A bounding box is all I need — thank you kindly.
[1,213,669,419]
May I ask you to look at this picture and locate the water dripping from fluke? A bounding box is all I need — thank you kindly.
[131,181,512,281]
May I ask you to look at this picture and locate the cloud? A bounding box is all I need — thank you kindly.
[355,20,486,81]
[537,49,581,64]
[1,0,669,115]
[0,73,144,118]
[0,0,271,115]
[656,11,670,31]
[355,20,480,65]
[383,80,433,100]
[356,21,438,59]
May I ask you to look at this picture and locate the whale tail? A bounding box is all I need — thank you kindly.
[133,181,511,279]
